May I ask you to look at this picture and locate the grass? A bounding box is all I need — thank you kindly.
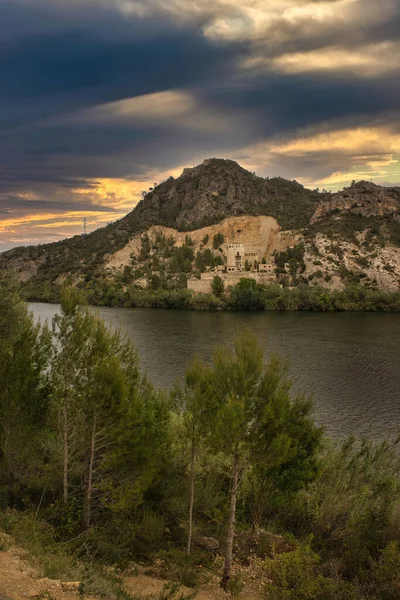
[0,509,80,581]
[0,510,197,600]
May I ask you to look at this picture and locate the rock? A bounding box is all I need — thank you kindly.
[38,577,61,590]
[195,536,220,551]
[61,581,81,592]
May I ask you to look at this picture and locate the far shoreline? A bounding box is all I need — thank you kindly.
[25,280,400,314]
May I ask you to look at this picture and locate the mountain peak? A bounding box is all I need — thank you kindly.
[1,158,399,293]
[180,157,247,179]
[126,158,320,235]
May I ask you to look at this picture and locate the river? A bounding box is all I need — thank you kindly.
[29,303,400,441]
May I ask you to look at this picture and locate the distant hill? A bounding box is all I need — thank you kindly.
[1,158,399,295]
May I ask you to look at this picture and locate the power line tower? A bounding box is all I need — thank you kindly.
[83,217,87,237]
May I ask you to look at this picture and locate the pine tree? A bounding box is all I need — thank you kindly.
[180,356,213,554]
[211,276,225,299]
[208,329,321,590]
[50,287,169,530]
[0,275,51,505]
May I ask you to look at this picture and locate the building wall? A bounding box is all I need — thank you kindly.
[188,278,216,293]
[187,241,276,293]
[259,263,275,274]
[188,271,276,293]
[226,243,244,272]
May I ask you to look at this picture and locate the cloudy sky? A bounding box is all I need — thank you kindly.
[1,0,399,250]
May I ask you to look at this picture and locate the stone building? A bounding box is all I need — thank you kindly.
[226,243,245,272]
[188,241,275,293]
[258,262,275,274]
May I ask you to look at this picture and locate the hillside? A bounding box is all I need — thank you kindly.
[0,158,399,296]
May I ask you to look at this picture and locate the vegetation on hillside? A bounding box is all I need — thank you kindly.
[0,159,322,286]
[1,275,400,599]
[22,276,400,312]
[1,161,399,296]
[306,212,400,248]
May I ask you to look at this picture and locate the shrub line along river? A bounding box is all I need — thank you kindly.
[30,303,400,441]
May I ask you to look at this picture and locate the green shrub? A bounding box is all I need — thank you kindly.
[227,571,245,597]
[213,233,225,249]
[369,541,400,600]
[281,438,400,578]
[263,546,358,600]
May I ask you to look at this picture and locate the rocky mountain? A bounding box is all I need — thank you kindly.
[125,158,320,232]
[1,158,399,294]
[311,180,400,222]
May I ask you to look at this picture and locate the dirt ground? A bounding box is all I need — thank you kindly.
[124,572,263,600]
[0,540,263,600]
[0,543,81,600]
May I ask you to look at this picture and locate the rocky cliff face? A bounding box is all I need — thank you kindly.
[0,158,399,292]
[312,180,400,222]
[121,158,320,232]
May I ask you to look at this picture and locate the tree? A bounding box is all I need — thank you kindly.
[183,258,193,273]
[0,275,51,505]
[213,233,225,249]
[185,235,194,247]
[195,252,206,273]
[148,273,162,291]
[50,288,167,529]
[138,234,151,261]
[229,278,265,310]
[179,356,213,554]
[211,275,225,299]
[207,330,321,590]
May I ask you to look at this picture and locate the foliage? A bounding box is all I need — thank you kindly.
[306,212,400,248]
[264,545,359,600]
[274,244,306,278]
[213,233,225,249]
[284,437,400,578]
[206,330,321,588]
[195,248,223,272]
[369,541,400,600]
[0,274,52,507]
[211,275,224,298]
[228,278,266,309]
[2,279,400,599]
[48,289,171,535]
[23,277,400,312]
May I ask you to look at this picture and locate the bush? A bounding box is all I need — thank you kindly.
[211,275,224,298]
[229,278,265,310]
[281,438,400,578]
[369,541,400,600]
[150,549,210,588]
[213,233,225,249]
[264,545,358,600]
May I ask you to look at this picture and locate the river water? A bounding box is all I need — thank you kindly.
[29,303,400,441]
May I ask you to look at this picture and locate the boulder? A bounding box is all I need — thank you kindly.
[195,536,219,551]
[61,581,81,592]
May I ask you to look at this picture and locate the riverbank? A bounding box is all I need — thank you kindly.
[24,280,400,312]
[3,279,400,600]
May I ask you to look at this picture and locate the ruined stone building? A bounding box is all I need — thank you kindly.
[226,243,245,272]
[188,241,275,293]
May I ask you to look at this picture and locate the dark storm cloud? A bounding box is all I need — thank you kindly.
[0,0,248,203]
[0,30,242,103]
[202,72,400,139]
[0,0,400,248]
[0,196,116,217]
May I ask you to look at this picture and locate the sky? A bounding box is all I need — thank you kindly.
[1,0,400,250]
